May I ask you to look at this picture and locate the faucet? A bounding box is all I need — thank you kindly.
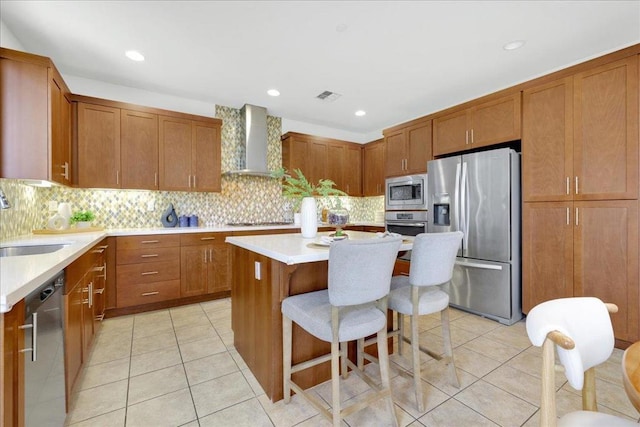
[0,188,11,209]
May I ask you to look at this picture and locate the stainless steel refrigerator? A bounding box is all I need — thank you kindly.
[427,148,522,325]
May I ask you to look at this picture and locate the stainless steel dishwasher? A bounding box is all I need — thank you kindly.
[23,271,67,427]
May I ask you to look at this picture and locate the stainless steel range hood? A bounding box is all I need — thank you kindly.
[224,104,273,177]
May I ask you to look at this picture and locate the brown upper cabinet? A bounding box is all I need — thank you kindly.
[383,118,432,177]
[281,132,362,196]
[158,116,222,192]
[74,96,221,192]
[363,139,385,196]
[433,93,521,157]
[76,102,121,188]
[1,48,72,185]
[523,56,638,202]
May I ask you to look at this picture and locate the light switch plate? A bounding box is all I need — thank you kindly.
[254,261,261,280]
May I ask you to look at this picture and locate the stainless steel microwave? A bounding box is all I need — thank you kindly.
[385,174,428,211]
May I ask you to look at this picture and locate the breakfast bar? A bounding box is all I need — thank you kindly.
[226,231,412,402]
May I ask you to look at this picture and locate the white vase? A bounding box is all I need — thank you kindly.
[300,197,318,238]
[75,221,92,228]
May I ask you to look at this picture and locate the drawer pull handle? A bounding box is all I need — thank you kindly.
[141,271,159,276]
[141,254,159,258]
[95,314,105,322]
[94,288,105,295]
[400,272,410,276]
[92,266,105,272]
[97,245,109,250]
[141,291,159,296]
[200,237,216,241]
[141,240,160,244]
[91,249,105,254]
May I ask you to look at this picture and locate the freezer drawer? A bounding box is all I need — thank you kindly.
[444,258,521,325]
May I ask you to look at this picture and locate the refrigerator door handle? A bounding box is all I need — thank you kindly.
[461,161,469,257]
[455,260,503,270]
[454,162,461,232]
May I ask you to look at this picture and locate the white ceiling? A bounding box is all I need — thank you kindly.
[1,1,639,138]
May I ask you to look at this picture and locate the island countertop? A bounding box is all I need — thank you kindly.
[225,231,413,265]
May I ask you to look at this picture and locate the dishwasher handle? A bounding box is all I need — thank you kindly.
[19,312,38,362]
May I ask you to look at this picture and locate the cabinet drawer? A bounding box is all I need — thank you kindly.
[180,232,230,246]
[117,235,180,250]
[117,247,180,265]
[116,279,180,307]
[116,260,180,285]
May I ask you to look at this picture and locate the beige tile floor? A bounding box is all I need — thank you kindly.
[64,299,640,427]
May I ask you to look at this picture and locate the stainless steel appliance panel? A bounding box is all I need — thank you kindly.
[446,258,512,321]
[24,272,66,427]
[463,149,511,262]
[428,155,462,255]
[385,174,428,211]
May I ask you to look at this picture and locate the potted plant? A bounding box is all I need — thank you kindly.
[70,210,95,228]
[273,168,346,238]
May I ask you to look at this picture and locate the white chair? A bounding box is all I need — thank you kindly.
[281,237,402,427]
[526,297,637,426]
[385,231,463,412]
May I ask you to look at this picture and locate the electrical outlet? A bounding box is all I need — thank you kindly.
[48,201,58,211]
[147,200,155,211]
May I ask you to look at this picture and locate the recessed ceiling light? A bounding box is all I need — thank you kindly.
[503,40,526,51]
[125,50,145,61]
[267,89,280,97]
[355,110,366,117]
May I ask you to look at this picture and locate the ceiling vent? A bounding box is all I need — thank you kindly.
[316,90,341,102]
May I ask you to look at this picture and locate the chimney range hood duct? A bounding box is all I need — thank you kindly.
[224,104,273,177]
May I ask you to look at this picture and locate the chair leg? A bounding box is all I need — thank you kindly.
[282,314,293,403]
[441,308,460,388]
[583,367,597,411]
[411,306,424,411]
[341,342,349,379]
[377,326,399,427]
[397,312,404,356]
[357,338,365,370]
[331,307,341,427]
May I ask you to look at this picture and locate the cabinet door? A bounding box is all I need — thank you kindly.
[77,103,121,188]
[384,130,406,177]
[180,246,208,297]
[470,93,521,149]
[64,282,83,400]
[363,139,384,196]
[344,144,362,196]
[192,120,221,192]
[326,143,345,192]
[573,200,639,342]
[522,78,573,202]
[81,275,95,358]
[0,57,49,180]
[573,56,639,200]
[50,72,72,186]
[308,141,327,185]
[282,136,308,175]
[210,243,231,293]
[1,299,25,427]
[522,202,574,313]
[121,110,158,190]
[433,109,468,156]
[159,116,192,191]
[405,121,432,174]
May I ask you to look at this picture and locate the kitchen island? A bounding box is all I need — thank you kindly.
[225,231,412,402]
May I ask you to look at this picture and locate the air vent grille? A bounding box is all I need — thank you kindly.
[316,90,341,102]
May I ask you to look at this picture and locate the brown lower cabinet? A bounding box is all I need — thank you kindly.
[1,299,25,427]
[63,238,109,404]
[522,200,639,345]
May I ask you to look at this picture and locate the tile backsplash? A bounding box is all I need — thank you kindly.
[0,105,384,241]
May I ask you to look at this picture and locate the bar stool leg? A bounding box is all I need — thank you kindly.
[282,314,293,403]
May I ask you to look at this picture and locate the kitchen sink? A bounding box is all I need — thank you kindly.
[0,243,71,258]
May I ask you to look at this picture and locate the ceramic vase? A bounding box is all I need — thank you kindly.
[75,221,91,228]
[300,197,318,238]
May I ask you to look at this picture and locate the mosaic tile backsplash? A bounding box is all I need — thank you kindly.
[0,105,384,241]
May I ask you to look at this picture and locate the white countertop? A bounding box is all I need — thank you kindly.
[0,222,385,313]
[225,231,413,265]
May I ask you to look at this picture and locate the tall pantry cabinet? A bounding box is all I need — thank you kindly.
[522,55,639,344]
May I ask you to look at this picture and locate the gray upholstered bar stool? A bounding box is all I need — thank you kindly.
[281,237,402,427]
[386,231,463,412]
